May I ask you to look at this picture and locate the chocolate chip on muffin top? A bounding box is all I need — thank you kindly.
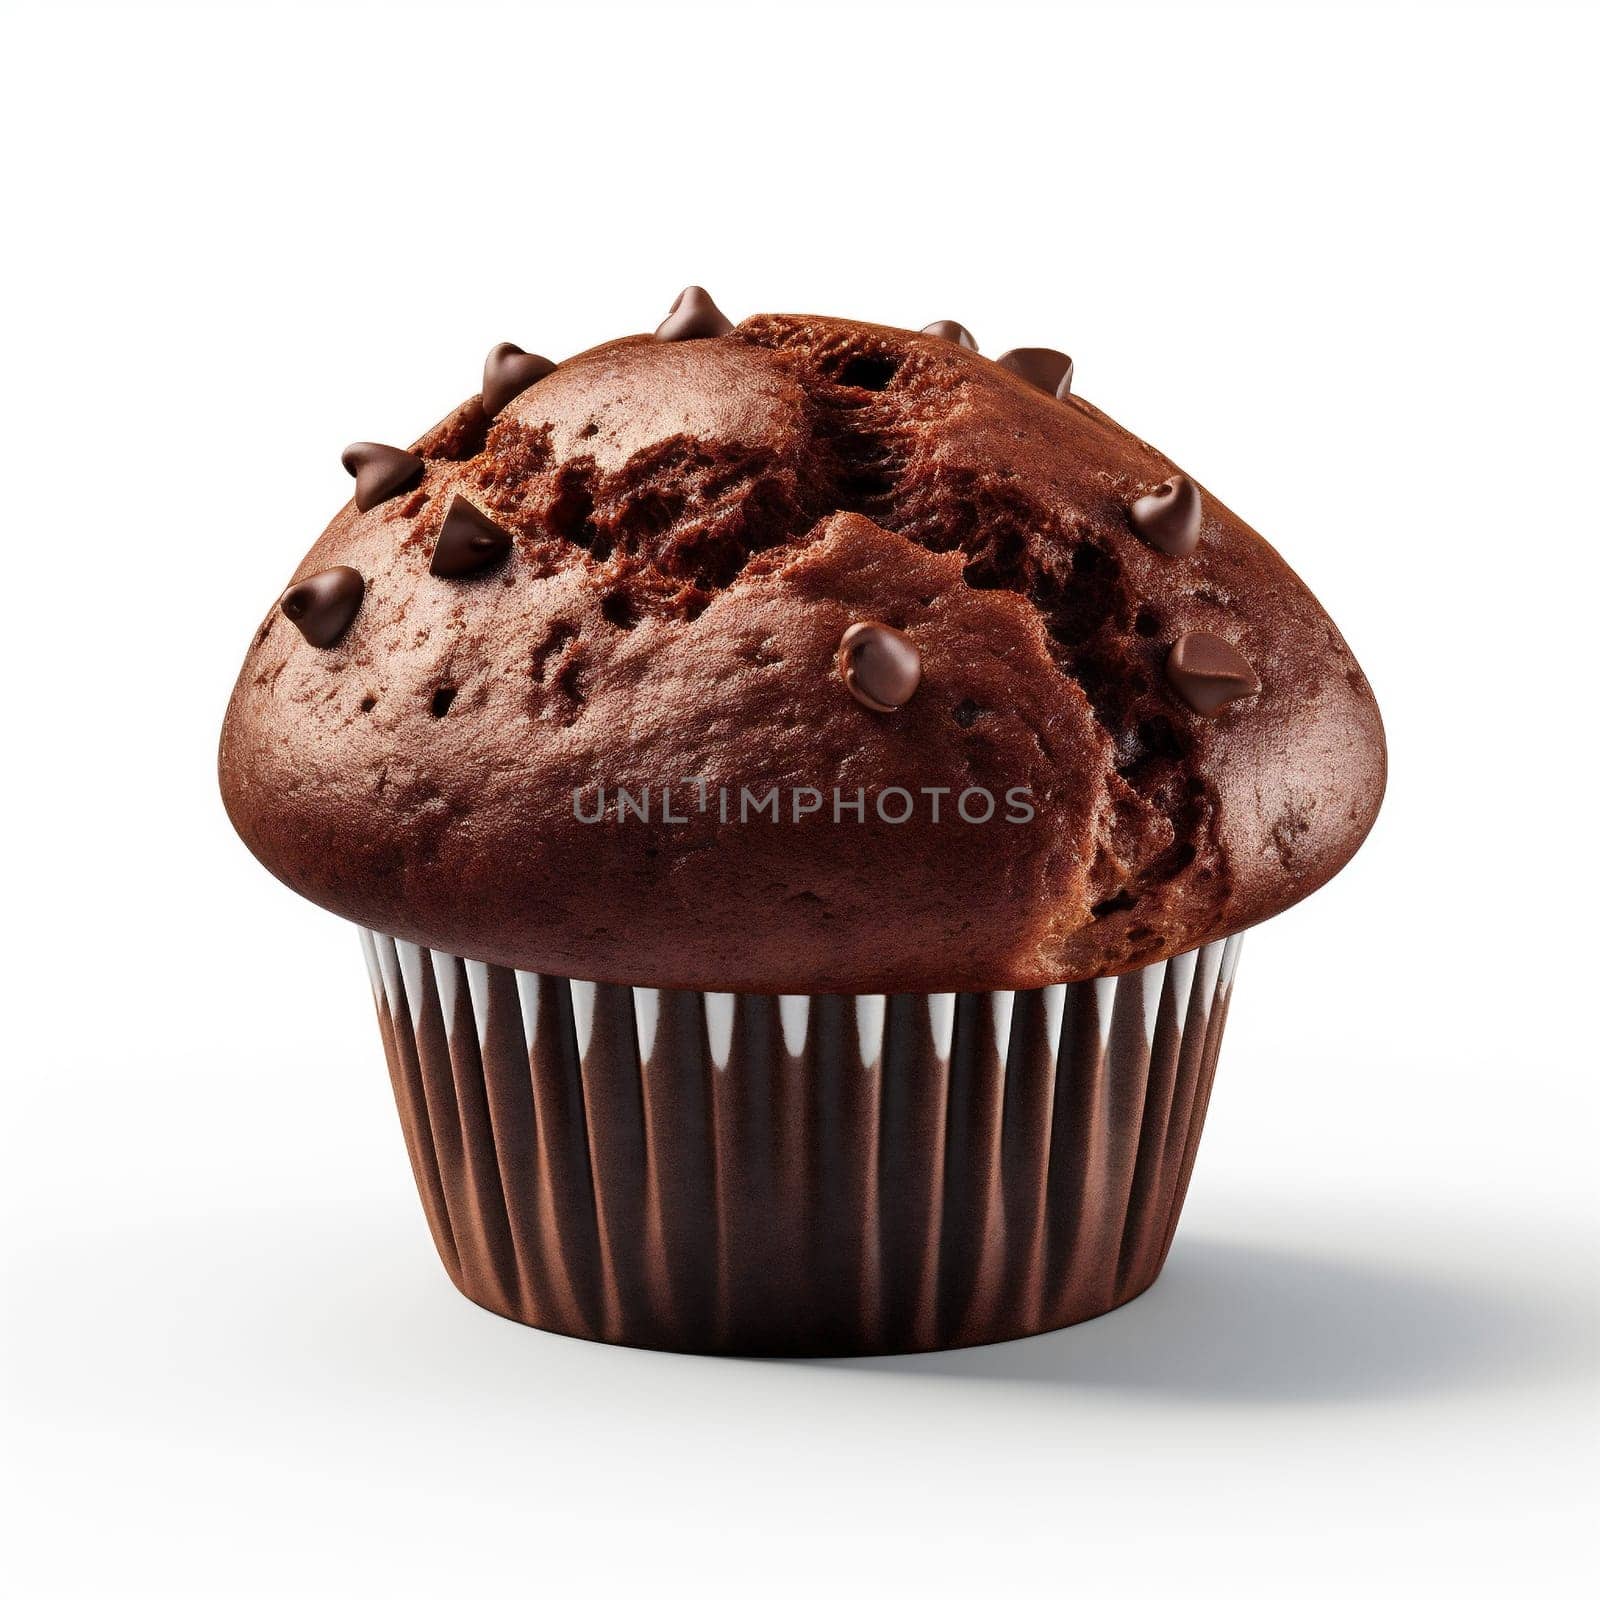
[221,294,1385,993]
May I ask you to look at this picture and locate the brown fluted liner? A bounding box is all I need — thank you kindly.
[359,932,1243,1356]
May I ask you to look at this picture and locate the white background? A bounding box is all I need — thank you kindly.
[3,1,1596,1594]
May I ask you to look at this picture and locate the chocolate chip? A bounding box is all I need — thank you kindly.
[341,442,424,512]
[1165,632,1260,716]
[430,495,513,578]
[1129,474,1202,556]
[280,566,364,648]
[837,622,921,713]
[481,342,556,418]
[922,319,979,351]
[655,285,733,342]
[996,347,1073,399]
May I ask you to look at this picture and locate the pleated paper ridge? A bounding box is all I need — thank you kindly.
[361,932,1242,1355]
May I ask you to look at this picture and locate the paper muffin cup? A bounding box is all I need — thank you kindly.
[359,929,1243,1356]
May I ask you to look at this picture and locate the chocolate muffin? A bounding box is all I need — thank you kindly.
[220,291,1384,1354]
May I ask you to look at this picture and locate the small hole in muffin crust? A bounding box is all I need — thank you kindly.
[1134,606,1161,638]
[601,591,638,630]
[531,623,577,682]
[836,465,897,499]
[953,699,982,728]
[1165,842,1197,875]
[1119,715,1184,773]
[1092,890,1138,918]
[547,466,603,553]
[359,694,377,714]
[579,421,599,438]
[430,686,457,718]
[836,352,900,391]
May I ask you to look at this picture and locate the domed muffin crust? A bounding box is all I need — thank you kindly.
[219,311,1384,993]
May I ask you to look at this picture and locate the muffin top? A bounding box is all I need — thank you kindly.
[219,293,1385,994]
